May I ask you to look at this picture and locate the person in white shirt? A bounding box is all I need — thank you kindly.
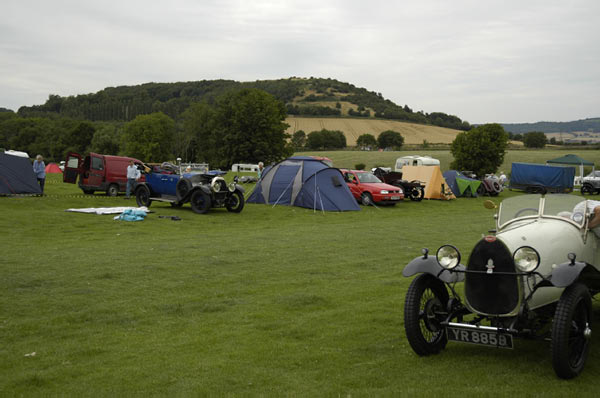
[126,160,141,199]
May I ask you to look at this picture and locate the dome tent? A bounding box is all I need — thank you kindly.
[0,152,42,195]
[45,162,62,173]
[247,156,360,211]
[443,170,482,197]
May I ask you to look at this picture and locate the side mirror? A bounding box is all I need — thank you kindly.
[483,200,497,210]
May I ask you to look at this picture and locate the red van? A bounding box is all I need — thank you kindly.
[63,152,145,196]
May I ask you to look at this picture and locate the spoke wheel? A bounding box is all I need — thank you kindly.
[409,187,424,201]
[581,185,594,195]
[135,185,152,208]
[404,274,449,356]
[551,283,592,379]
[190,190,211,214]
[226,191,245,213]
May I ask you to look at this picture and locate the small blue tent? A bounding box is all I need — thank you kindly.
[247,156,360,211]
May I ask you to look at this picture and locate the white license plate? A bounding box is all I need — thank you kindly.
[447,326,513,349]
[391,196,400,200]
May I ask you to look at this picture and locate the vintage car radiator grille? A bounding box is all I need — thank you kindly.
[465,239,519,315]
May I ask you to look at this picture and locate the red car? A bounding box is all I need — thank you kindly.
[340,169,404,205]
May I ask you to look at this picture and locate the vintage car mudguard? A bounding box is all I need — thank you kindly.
[234,184,245,193]
[538,261,592,288]
[402,256,465,283]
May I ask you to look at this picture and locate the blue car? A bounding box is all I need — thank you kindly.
[134,166,245,214]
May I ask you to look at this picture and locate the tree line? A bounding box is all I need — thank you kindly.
[1,88,293,168]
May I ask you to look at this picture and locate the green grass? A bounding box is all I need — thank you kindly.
[1,151,600,395]
[304,148,600,175]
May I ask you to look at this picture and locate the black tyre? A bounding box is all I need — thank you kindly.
[404,274,449,356]
[581,184,594,195]
[190,189,211,214]
[226,190,245,213]
[107,184,119,196]
[176,178,192,200]
[135,185,152,208]
[409,187,425,201]
[551,283,592,379]
[361,192,373,206]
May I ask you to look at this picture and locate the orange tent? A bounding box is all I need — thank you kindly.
[401,165,455,200]
[45,163,62,174]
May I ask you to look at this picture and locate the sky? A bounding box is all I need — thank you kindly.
[1,0,599,124]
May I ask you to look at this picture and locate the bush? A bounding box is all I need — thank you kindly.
[355,163,366,170]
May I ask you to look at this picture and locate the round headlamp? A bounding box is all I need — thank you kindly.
[513,246,540,272]
[436,245,461,270]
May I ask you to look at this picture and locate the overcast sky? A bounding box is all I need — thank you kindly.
[1,0,598,124]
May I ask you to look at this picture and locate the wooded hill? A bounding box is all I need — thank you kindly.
[16,77,471,131]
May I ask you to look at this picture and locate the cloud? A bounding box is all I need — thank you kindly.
[1,0,599,123]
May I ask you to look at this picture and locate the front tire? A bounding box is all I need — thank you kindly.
[190,189,211,214]
[226,190,245,213]
[135,185,152,208]
[551,283,592,379]
[361,192,373,206]
[404,274,449,356]
[409,187,424,201]
[107,183,119,196]
[581,184,594,195]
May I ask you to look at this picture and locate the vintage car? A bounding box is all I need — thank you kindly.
[402,194,600,379]
[580,170,600,195]
[372,167,425,201]
[340,169,404,205]
[134,166,245,214]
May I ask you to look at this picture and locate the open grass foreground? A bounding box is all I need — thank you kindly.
[2,166,600,395]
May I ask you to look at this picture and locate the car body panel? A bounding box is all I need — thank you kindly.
[340,169,404,204]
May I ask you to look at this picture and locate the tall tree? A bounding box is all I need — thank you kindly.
[356,133,377,149]
[377,130,404,150]
[450,123,509,177]
[523,131,547,148]
[291,130,306,149]
[181,102,217,164]
[123,112,175,162]
[211,88,292,167]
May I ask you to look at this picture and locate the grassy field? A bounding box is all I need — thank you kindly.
[302,148,600,175]
[285,116,463,145]
[2,150,600,395]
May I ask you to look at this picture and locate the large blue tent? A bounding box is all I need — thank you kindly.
[247,156,360,211]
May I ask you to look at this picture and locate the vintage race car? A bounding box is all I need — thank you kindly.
[403,194,600,379]
[134,167,245,214]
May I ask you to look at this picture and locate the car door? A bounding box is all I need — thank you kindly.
[345,172,360,199]
[87,155,105,188]
[63,152,82,184]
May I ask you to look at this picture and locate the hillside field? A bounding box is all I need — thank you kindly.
[298,148,600,175]
[285,117,462,145]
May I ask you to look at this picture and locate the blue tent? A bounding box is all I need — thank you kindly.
[443,170,482,197]
[247,156,360,211]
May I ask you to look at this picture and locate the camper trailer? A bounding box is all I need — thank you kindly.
[394,155,440,172]
[231,163,259,173]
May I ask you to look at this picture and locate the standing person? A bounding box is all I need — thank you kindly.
[126,160,140,199]
[32,154,46,194]
[257,162,264,179]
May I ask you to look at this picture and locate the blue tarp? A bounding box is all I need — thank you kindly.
[509,163,575,193]
[247,156,360,211]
